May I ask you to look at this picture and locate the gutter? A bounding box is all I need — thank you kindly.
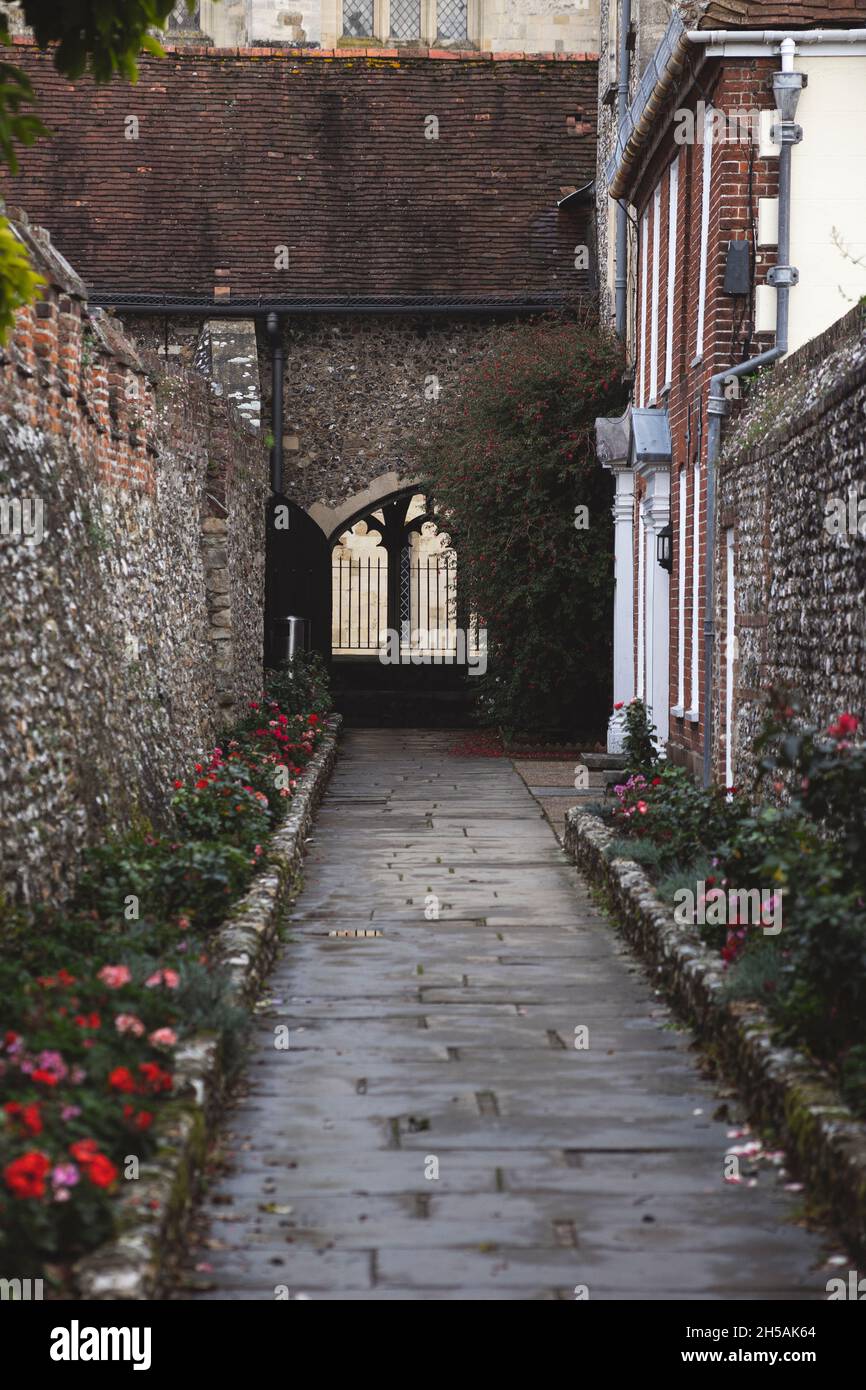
[607,23,866,200]
[701,37,804,787]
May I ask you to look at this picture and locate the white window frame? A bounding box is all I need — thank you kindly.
[694,106,714,363]
[688,460,700,721]
[639,209,649,407]
[672,465,686,717]
[664,154,679,390]
[649,181,661,403]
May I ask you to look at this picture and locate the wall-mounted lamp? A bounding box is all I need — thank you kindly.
[656,522,673,573]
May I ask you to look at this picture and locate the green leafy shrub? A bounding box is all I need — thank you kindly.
[414,316,625,735]
[1,662,332,1274]
[620,697,661,775]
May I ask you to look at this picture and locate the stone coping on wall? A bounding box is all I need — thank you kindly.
[9,36,599,62]
[72,715,342,1300]
[564,806,866,1263]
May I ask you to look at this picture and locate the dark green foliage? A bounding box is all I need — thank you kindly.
[414,316,625,735]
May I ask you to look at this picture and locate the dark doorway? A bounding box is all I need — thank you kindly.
[265,497,332,669]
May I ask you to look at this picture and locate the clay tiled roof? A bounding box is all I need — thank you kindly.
[1,45,599,305]
[693,0,866,27]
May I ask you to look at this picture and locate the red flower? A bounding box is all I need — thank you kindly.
[173,780,184,789]
[31,1069,60,1087]
[828,712,859,740]
[307,713,320,726]
[4,1151,50,1199]
[195,779,209,790]
[123,1107,154,1131]
[74,1012,101,1030]
[86,1154,119,1189]
[3,1101,43,1137]
[108,1066,137,1093]
[138,1061,173,1093]
[70,1138,99,1163]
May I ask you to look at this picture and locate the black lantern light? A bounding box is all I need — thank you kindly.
[656,522,673,573]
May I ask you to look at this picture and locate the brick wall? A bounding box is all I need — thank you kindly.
[1,42,598,303]
[628,58,780,776]
[0,211,268,906]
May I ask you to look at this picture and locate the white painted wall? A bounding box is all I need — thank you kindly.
[786,55,866,353]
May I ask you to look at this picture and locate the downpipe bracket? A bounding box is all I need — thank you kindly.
[767,264,799,288]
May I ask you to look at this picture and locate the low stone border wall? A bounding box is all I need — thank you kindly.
[565,806,866,1262]
[73,715,342,1299]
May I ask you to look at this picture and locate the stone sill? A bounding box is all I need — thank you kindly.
[10,36,600,63]
[73,714,342,1299]
[564,806,866,1262]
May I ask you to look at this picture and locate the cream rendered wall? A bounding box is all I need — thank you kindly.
[479,0,597,53]
[786,54,866,354]
[237,0,599,50]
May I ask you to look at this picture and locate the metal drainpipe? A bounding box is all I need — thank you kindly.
[267,311,284,496]
[614,0,632,339]
[701,36,804,786]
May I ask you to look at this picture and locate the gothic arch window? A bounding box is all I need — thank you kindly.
[330,491,464,660]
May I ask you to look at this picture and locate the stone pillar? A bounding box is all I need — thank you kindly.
[639,466,671,751]
[596,407,633,754]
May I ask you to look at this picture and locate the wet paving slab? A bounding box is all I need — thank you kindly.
[176,729,844,1301]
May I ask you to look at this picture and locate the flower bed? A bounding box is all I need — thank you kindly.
[0,654,332,1284]
[597,693,866,1117]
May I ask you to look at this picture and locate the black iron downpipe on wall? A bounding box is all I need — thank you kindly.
[267,311,284,497]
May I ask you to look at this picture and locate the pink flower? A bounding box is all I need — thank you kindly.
[98,965,132,989]
[176,916,191,930]
[61,1105,81,1122]
[36,1050,68,1082]
[52,1162,80,1189]
[636,801,648,814]
[115,1014,146,1037]
[149,1028,178,1049]
[145,969,180,990]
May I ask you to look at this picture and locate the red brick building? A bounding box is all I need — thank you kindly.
[597,2,866,782]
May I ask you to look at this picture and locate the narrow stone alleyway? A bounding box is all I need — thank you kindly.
[178,730,832,1301]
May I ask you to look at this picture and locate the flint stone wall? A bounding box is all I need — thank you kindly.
[0,212,267,907]
[718,300,866,785]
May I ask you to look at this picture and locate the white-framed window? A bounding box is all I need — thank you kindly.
[639,209,649,407]
[695,105,714,361]
[689,459,700,719]
[650,181,661,403]
[674,464,686,714]
[664,154,679,389]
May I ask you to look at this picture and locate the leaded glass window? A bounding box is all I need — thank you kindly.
[436,0,468,42]
[343,0,374,38]
[391,0,421,41]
